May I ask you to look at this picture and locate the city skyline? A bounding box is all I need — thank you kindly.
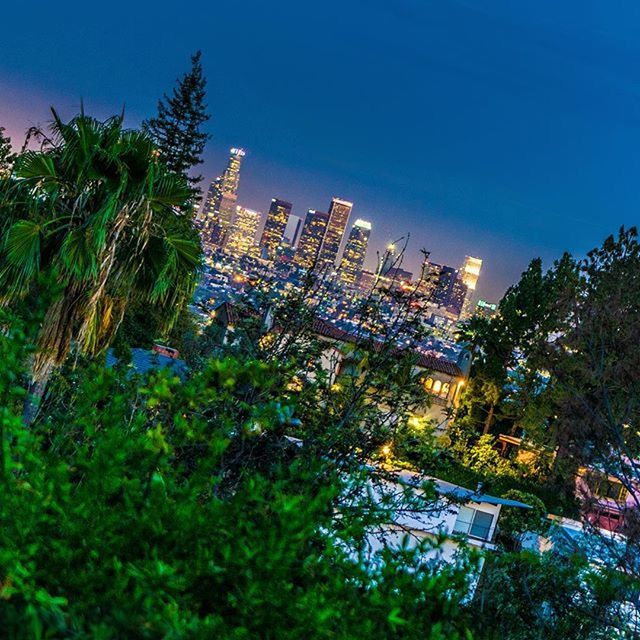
[2,1,639,301]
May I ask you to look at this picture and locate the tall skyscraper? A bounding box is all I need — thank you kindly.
[224,206,261,257]
[417,257,442,300]
[287,215,303,247]
[316,197,353,273]
[259,198,292,261]
[201,148,246,251]
[294,210,330,269]
[431,265,468,317]
[460,255,482,319]
[378,243,397,276]
[339,219,371,286]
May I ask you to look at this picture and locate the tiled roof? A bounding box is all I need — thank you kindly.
[311,317,463,378]
[413,353,463,377]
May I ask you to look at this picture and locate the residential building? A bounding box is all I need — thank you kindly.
[310,317,470,431]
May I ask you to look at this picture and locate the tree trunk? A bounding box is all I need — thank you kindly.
[22,375,50,426]
[482,403,495,435]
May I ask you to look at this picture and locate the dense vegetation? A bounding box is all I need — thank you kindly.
[1,89,639,636]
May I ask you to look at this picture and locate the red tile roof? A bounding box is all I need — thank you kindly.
[311,317,463,377]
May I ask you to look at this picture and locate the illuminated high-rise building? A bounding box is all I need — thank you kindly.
[316,197,353,273]
[224,206,261,257]
[294,209,329,269]
[259,198,292,261]
[286,215,303,247]
[430,265,468,317]
[417,257,442,300]
[460,255,482,319]
[201,148,246,251]
[339,219,371,286]
[378,242,397,276]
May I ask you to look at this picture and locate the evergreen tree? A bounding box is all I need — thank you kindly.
[143,51,210,187]
[0,126,16,175]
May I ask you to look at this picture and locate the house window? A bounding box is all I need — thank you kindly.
[587,474,628,503]
[432,380,442,394]
[452,506,494,541]
[424,377,434,391]
[440,382,450,397]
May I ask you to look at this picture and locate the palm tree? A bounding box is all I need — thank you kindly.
[0,110,201,422]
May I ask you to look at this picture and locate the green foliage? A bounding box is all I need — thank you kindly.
[471,551,636,640]
[143,51,211,186]
[0,125,16,175]
[0,110,201,422]
[0,323,474,638]
[496,490,547,549]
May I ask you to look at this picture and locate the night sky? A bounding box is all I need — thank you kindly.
[2,0,640,301]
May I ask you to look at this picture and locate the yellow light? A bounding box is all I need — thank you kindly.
[381,445,391,457]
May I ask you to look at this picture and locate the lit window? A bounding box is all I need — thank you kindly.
[424,377,434,390]
[587,474,628,503]
[441,382,450,397]
[432,380,442,394]
[452,506,494,541]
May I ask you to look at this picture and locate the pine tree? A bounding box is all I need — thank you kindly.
[143,51,210,187]
[0,126,16,175]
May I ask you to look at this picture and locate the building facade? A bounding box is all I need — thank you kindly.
[259,198,292,261]
[432,265,468,317]
[339,219,371,286]
[316,197,353,273]
[224,206,261,257]
[460,255,482,319]
[201,148,246,252]
[294,210,330,269]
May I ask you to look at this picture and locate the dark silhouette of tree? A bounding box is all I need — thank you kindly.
[143,51,211,187]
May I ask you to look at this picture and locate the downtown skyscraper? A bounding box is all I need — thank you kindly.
[339,219,371,285]
[316,197,353,273]
[459,255,482,319]
[259,198,292,261]
[225,206,261,257]
[201,148,245,252]
[294,210,330,269]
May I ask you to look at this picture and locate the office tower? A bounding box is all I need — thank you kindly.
[460,255,482,319]
[259,198,292,261]
[378,243,397,276]
[316,197,353,272]
[432,266,468,317]
[287,215,303,247]
[385,267,413,283]
[417,258,443,300]
[294,209,330,269]
[358,269,377,293]
[225,206,261,257]
[339,219,371,285]
[201,148,246,251]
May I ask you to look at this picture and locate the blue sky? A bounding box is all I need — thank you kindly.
[2,0,640,300]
